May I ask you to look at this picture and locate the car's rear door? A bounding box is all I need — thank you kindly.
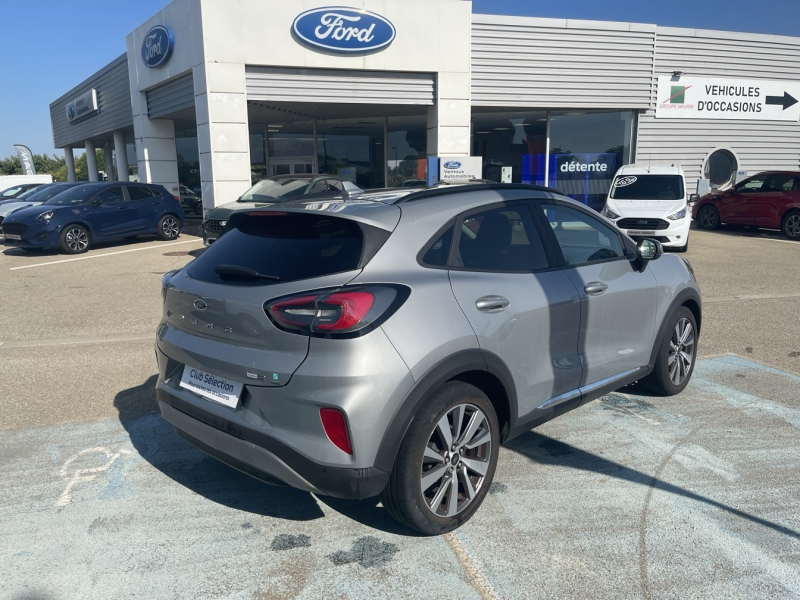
[722,175,767,223]
[535,202,658,391]
[447,202,584,424]
[125,185,162,231]
[751,174,796,227]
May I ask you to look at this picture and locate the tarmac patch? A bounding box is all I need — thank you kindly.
[271,534,311,551]
[328,536,398,568]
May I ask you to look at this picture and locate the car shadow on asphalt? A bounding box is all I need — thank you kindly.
[113,375,420,535]
[505,431,800,541]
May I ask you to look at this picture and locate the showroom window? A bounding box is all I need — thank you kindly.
[704,149,738,189]
[472,110,635,211]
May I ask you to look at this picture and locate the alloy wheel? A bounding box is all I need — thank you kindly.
[699,207,717,229]
[420,403,492,518]
[65,228,89,252]
[785,214,800,238]
[668,318,695,385]
[162,217,180,238]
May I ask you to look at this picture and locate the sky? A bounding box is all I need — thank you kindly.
[1,0,799,158]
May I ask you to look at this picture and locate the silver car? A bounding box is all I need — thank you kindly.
[156,184,701,535]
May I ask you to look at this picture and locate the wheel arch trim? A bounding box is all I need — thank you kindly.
[372,349,517,473]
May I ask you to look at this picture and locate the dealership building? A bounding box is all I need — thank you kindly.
[49,0,800,211]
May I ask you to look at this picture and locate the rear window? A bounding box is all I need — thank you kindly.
[187,212,367,286]
[610,175,685,200]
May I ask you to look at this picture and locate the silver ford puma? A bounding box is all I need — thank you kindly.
[156,184,701,535]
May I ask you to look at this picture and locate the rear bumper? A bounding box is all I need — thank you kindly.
[156,390,390,498]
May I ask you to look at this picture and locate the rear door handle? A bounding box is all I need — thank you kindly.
[476,295,510,313]
[584,282,608,296]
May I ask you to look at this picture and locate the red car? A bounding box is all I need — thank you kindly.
[693,171,800,240]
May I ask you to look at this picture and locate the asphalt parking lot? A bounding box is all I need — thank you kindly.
[1,224,798,599]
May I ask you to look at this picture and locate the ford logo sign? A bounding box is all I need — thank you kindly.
[141,25,174,68]
[444,161,462,169]
[66,104,75,120]
[194,299,208,311]
[292,7,396,53]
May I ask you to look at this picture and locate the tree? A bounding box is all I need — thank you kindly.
[0,149,105,181]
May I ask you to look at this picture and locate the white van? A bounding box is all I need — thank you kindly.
[602,165,695,253]
[0,174,53,191]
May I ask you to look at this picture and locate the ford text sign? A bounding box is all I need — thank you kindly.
[141,25,174,68]
[292,7,396,53]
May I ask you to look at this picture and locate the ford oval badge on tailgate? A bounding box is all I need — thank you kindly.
[292,7,396,53]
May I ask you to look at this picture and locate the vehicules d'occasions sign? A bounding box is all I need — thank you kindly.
[141,25,174,68]
[292,7,396,53]
[656,76,800,122]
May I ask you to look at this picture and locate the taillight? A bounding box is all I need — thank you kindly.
[173,195,180,202]
[320,408,352,454]
[264,284,410,339]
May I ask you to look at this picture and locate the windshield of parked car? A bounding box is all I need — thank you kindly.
[43,184,101,206]
[24,183,76,202]
[237,179,311,202]
[610,175,685,200]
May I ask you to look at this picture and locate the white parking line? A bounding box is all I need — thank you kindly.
[8,239,198,271]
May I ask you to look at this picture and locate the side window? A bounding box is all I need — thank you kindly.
[764,174,794,192]
[420,225,454,267]
[93,187,124,204]
[539,204,625,266]
[736,175,767,193]
[307,179,331,194]
[453,205,549,272]
[127,186,157,201]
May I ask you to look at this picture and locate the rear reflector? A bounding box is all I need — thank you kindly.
[320,408,352,455]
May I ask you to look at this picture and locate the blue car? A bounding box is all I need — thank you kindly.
[2,182,185,254]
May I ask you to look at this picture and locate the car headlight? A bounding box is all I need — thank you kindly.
[35,210,54,223]
[667,208,687,220]
[602,207,620,220]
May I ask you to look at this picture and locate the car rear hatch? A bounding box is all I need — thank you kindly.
[159,205,399,387]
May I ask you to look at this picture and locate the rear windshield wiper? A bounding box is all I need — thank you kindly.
[213,264,281,281]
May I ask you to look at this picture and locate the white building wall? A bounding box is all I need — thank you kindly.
[637,27,800,191]
[126,0,205,197]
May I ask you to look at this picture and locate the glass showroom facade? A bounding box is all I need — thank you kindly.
[472,110,635,210]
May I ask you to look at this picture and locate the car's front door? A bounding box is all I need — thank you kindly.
[84,186,132,238]
[446,202,584,423]
[722,175,767,223]
[536,202,658,389]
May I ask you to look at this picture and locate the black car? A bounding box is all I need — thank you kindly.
[180,185,202,216]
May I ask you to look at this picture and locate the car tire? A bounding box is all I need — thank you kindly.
[157,215,181,241]
[380,381,499,535]
[59,224,91,254]
[641,306,698,396]
[780,210,800,240]
[696,205,720,230]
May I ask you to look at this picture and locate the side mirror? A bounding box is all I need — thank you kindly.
[689,194,700,203]
[635,238,663,271]
[90,199,102,208]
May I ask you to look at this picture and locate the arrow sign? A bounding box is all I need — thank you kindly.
[765,92,798,110]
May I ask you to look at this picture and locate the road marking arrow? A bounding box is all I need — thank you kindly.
[765,92,798,110]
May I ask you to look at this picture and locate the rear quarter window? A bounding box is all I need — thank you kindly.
[187,212,381,286]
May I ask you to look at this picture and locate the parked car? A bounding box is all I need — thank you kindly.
[693,171,800,240]
[0,183,45,202]
[0,174,53,192]
[156,183,701,535]
[0,182,81,232]
[180,185,202,216]
[2,182,185,254]
[602,165,696,252]
[201,174,350,245]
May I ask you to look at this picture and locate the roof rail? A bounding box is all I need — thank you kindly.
[396,183,562,204]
